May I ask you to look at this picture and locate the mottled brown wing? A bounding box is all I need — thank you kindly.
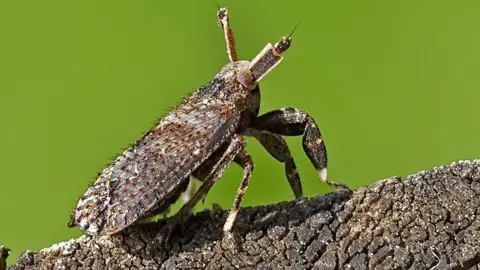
[70,99,239,235]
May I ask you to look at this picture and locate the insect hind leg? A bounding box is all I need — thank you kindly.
[253,107,351,192]
[154,134,246,244]
[223,149,254,237]
[192,147,255,238]
[194,144,255,238]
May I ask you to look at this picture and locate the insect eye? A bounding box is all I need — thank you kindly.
[236,67,256,91]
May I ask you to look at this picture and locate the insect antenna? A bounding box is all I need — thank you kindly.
[248,22,300,82]
[217,7,238,63]
[287,20,301,38]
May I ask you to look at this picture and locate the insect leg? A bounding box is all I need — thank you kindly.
[243,128,302,198]
[155,135,246,243]
[192,142,230,204]
[193,146,255,236]
[217,7,237,63]
[158,179,195,219]
[182,176,196,205]
[252,107,351,191]
[223,149,254,236]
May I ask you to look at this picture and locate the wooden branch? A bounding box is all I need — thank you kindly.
[1,246,9,270]
[5,160,480,269]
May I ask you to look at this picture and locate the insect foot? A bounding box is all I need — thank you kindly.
[221,231,239,251]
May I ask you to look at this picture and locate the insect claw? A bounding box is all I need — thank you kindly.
[324,178,353,193]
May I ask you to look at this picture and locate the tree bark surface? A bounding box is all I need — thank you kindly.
[5,160,480,269]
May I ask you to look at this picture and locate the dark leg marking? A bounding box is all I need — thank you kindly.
[253,107,351,191]
[155,135,246,243]
[244,128,302,198]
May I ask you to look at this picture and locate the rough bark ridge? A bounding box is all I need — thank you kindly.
[1,246,9,270]
[5,160,480,269]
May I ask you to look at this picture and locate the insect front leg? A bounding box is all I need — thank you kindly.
[243,128,302,199]
[155,134,246,244]
[252,107,351,191]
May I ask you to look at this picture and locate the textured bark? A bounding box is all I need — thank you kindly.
[1,246,9,270]
[5,160,480,269]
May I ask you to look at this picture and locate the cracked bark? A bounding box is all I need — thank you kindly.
[5,160,480,269]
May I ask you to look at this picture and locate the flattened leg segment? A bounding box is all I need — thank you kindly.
[253,107,351,191]
[244,128,302,198]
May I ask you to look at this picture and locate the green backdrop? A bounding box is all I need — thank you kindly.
[1,0,479,264]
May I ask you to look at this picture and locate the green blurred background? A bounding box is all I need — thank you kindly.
[1,0,479,264]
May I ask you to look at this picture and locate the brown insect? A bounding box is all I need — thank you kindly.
[68,7,350,242]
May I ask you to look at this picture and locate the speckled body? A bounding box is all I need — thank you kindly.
[68,61,262,235]
[69,7,350,238]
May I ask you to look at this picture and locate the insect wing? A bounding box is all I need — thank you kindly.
[70,99,239,235]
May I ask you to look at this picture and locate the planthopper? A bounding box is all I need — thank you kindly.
[68,6,351,242]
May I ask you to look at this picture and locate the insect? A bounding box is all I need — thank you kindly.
[68,7,351,241]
